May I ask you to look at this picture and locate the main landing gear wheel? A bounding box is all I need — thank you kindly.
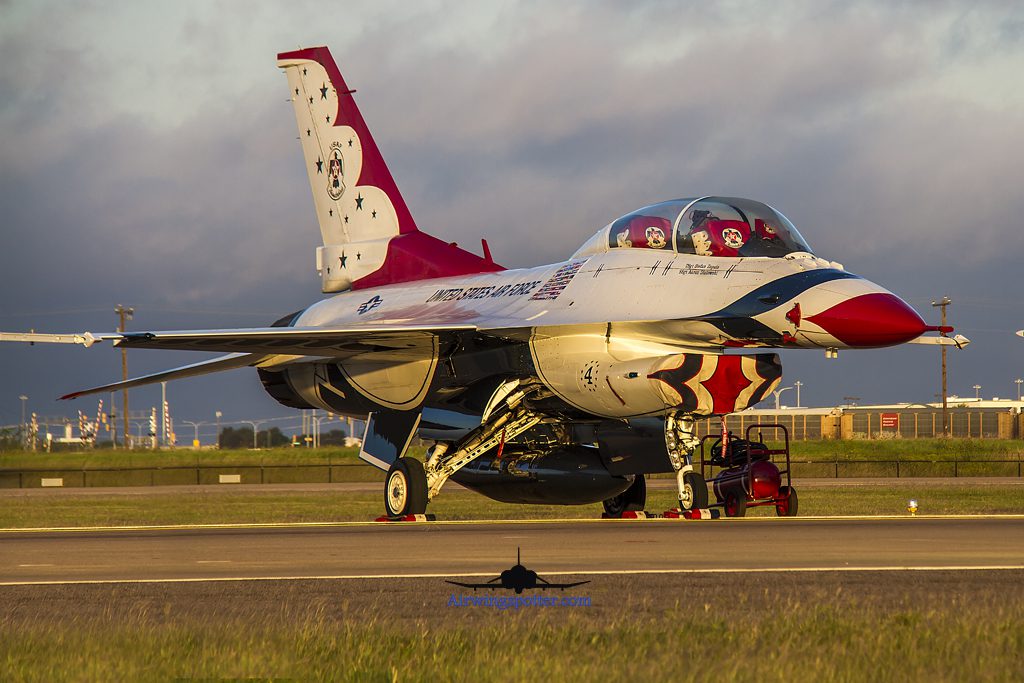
[678,471,708,511]
[384,457,428,517]
[776,486,798,517]
[724,491,747,518]
[602,475,647,518]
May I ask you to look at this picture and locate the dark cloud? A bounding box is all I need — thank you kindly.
[1,1,1022,429]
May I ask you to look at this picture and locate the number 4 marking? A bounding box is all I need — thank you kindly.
[582,362,598,388]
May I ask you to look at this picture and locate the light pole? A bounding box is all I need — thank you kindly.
[932,297,951,436]
[215,411,222,448]
[773,386,792,410]
[313,414,329,448]
[182,420,204,448]
[242,420,265,449]
[973,384,981,400]
[794,381,803,408]
[160,382,167,447]
[18,395,27,448]
[1015,379,1022,402]
[115,304,133,448]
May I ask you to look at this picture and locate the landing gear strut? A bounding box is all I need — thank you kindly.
[665,412,707,510]
[423,381,545,502]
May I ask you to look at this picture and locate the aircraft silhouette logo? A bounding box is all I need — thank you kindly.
[445,549,589,595]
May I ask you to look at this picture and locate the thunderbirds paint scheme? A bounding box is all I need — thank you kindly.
[0,47,965,517]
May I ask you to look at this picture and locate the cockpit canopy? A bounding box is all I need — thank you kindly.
[601,197,812,258]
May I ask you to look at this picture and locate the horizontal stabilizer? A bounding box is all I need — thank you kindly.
[906,333,970,349]
[60,353,266,400]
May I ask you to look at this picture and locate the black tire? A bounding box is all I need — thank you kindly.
[724,491,747,518]
[602,475,647,517]
[679,471,708,511]
[384,457,428,517]
[776,486,798,517]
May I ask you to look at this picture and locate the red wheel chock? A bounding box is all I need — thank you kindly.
[601,510,652,519]
[662,508,721,519]
[374,513,436,522]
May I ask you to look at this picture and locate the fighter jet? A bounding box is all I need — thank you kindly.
[0,46,966,518]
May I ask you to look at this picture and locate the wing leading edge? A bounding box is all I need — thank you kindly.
[2,323,478,355]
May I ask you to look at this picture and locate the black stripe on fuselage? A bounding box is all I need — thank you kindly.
[689,269,859,345]
[705,269,859,320]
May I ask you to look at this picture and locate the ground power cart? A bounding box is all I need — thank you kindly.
[700,424,798,518]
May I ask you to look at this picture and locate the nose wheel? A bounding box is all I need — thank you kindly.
[678,470,708,511]
[384,457,428,517]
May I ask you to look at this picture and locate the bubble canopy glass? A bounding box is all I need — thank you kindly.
[606,197,812,258]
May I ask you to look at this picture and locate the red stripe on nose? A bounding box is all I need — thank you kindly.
[806,293,926,347]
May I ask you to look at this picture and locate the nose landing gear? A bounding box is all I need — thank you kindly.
[665,412,708,511]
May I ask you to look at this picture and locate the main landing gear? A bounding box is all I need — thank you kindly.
[383,380,547,518]
[665,412,708,511]
[602,474,647,518]
[384,457,429,517]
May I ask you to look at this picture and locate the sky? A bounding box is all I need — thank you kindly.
[1,1,1023,441]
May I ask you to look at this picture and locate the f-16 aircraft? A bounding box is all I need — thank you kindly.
[0,46,967,518]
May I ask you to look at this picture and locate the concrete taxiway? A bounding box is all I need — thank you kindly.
[3,516,1023,585]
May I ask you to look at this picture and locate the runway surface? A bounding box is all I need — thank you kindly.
[3,516,1024,584]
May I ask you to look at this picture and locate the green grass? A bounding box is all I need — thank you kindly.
[2,440,1021,470]
[0,446,376,469]
[787,438,1024,461]
[2,483,1022,528]
[3,575,1023,682]
[2,440,1023,491]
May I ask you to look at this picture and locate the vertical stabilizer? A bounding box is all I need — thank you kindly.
[277,47,502,292]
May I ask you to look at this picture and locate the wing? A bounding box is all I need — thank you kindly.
[0,323,476,356]
[2,322,480,398]
[443,580,502,590]
[535,577,590,590]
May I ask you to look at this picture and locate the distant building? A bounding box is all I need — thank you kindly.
[698,399,1024,440]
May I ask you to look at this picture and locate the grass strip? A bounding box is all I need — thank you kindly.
[2,484,1023,528]
[2,573,1023,682]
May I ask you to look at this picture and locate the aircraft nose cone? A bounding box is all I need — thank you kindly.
[806,292,926,347]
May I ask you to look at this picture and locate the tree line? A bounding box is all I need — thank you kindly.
[217,426,348,449]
